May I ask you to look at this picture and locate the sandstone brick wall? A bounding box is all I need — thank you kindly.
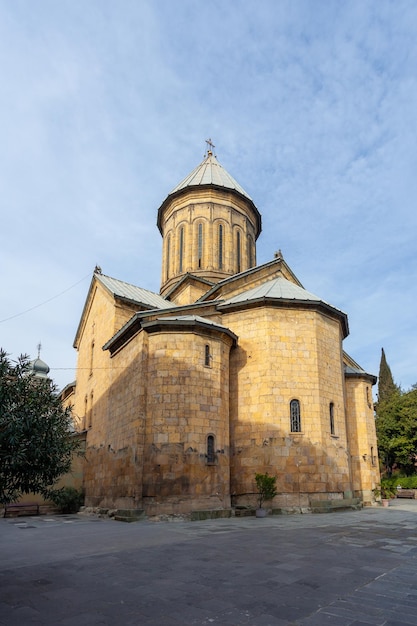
[160,188,258,298]
[74,281,145,509]
[226,305,352,507]
[141,327,234,515]
[345,377,380,502]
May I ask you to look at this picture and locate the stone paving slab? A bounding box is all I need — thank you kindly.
[1,501,417,625]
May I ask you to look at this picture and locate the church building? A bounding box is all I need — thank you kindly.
[67,145,380,516]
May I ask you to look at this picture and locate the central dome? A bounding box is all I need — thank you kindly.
[157,149,262,301]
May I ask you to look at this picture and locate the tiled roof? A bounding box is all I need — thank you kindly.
[221,276,324,306]
[169,152,252,200]
[156,314,229,330]
[97,274,172,310]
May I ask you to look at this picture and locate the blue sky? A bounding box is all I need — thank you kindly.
[1,0,416,393]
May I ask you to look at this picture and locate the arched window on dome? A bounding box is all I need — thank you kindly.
[290,399,301,433]
[179,226,185,273]
[218,224,223,269]
[197,223,203,269]
[247,235,254,268]
[236,230,241,273]
[166,234,171,280]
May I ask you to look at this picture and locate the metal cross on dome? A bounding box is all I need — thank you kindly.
[205,138,215,155]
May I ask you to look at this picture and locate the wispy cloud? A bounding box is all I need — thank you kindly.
[0,0,416,390]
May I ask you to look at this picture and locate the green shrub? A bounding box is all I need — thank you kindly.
[255,472,278,509]
[50,487,84,513]
[381,475,417,490]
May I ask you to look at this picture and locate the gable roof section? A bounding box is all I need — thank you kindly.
[164,272,215,301]
[73,272,171,348]
[344,351,377,384]
[197,257,303,303]
[222,276,321,305]
[96,274,171,310]
[217,275,350,338]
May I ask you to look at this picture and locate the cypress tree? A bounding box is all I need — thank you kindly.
[378,348,398,403]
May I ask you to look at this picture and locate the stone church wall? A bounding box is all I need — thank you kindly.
[141,327,234,515]
[226,305,352,508]
[345,377,380,503]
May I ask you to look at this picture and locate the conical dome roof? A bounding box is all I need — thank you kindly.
[157,149,261,238]
[169,151,252,200]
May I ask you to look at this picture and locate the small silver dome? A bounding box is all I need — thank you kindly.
[29,357,50,379]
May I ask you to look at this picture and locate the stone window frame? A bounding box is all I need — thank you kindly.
[88,391,94,428]
[204,343,211,367]
[206,434,216,464]
[166,233,171,280]
[89,339,95,377]
[290,399,301,433]
[218,223,224,269]
[329,401,335,435]
[197,222,204,269]
[178,225,185,273]
[236,229,241,273]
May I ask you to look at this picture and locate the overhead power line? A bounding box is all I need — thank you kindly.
[0,272,91,324]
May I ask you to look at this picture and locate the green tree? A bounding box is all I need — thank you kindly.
[255,472,278,509]
[376,385,417,476]
[0,349,80,504]
[377,348,399,403]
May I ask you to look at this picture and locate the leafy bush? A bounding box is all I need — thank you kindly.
[382,475,417,490]
[50,487,84,513]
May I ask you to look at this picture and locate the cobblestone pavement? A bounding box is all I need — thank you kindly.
[1,500,417,625]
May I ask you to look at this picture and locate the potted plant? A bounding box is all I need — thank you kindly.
[381,485,395,507]
[255,472,277,517]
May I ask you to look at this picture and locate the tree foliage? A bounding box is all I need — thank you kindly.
[255,472,278,508]
[378,348,399,403]
[375,351,417,476]
[0,349,80,504]
[376,388,417,476]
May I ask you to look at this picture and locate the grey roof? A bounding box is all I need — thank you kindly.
[169,152,252,200]
[156,314,229,331]
[221,276,325,306]
[97,274,172,310]
[28,357,50,379]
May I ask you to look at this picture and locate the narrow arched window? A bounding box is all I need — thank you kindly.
[83,395,88,430]
[218,224,223,269]
[207,435,215,464]
[179,226,184,273]
[236,231,241,273]
[197,223,203,269]
[329,402,335,435]
[89,340,95,377]
[166,235,171,280]
[290,399,301,433]
[248,235,254,268]
[88,391,94,428]
[204,344,211,367]
[371,446,376,466]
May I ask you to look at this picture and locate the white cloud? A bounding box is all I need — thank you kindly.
[0,0,416,390]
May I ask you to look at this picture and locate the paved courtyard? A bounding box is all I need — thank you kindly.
[1,500,417,625]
